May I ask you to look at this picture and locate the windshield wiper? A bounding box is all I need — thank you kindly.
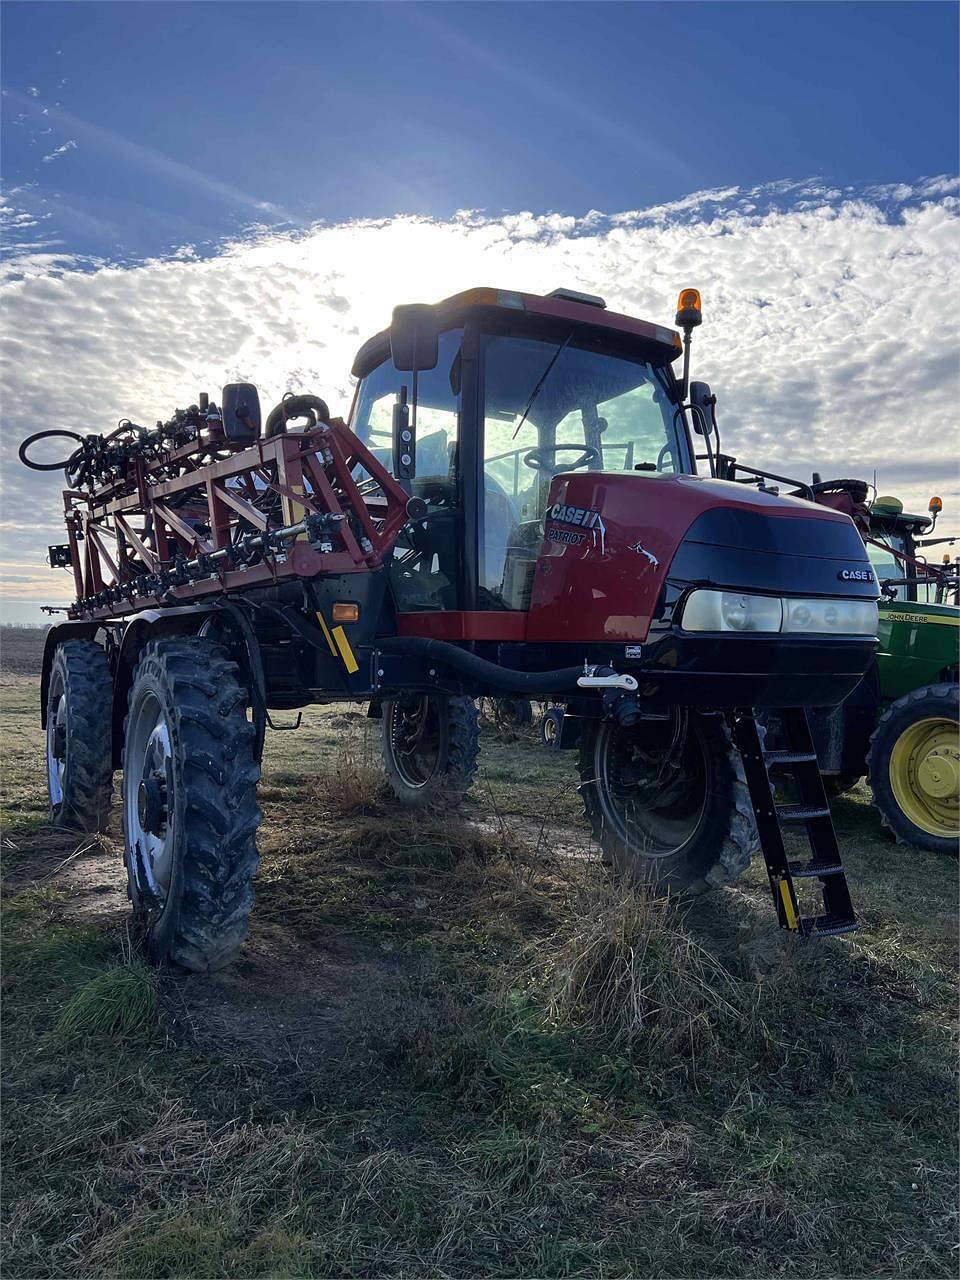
[512,334,572,440]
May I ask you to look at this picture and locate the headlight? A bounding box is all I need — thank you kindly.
[781,597,878,635]
[681,590,782,632]
[681,589,877,636]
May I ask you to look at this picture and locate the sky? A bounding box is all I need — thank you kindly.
[1,1,958,622]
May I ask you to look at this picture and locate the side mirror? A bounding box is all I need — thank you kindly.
[390,304,439,373]
[221,383,261,443]
[689,381,715,435]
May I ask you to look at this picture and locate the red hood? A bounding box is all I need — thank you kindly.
[525,471,865,645]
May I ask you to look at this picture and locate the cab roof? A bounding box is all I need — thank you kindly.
[351,286,683,378]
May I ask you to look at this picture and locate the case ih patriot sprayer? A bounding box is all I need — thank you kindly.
[23,287,881,971]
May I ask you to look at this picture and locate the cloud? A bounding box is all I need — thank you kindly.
[1,177,958,613]
[41,138,78,163]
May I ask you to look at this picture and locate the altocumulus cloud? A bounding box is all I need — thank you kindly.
[1,177,958,615]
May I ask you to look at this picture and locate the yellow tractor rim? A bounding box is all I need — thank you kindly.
[888,717,960,839]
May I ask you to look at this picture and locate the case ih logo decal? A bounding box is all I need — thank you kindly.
[548,502,605,531]
[837,567,875,583]
[546,503,607,552]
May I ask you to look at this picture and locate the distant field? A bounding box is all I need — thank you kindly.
[0,626,47,676]
[1,671,956,1279]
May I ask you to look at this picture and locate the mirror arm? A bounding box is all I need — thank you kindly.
[392,385,414,492]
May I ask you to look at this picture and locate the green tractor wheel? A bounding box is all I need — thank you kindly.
[867,682,959,854]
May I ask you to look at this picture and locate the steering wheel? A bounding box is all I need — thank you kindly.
[523,444,600,472]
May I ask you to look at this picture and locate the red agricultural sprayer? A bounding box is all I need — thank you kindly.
[22,286,880,970]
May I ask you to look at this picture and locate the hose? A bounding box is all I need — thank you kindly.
[264,394,331,440]
[373,635,585,694]
[18,429,85,472]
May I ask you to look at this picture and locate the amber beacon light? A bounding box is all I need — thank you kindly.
[675,288,702,329]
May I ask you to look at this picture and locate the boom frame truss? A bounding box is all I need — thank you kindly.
[59,421,412,620]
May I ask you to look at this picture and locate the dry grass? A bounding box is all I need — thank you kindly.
[308,733,386,818]
[1,673,957,1279]
[545,880,745,1058]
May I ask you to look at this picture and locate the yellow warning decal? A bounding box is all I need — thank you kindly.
[331,625,360,674]
[779,877,799,931]
[315,611,338,656]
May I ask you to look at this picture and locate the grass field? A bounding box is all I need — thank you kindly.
[1,632,957,1278]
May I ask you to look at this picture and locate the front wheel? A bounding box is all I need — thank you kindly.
[578,712,759,894]
[122,636,261,971]
[867,683,959,854]
[381,693,480,808]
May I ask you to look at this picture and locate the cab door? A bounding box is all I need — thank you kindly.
[351,329,465,613]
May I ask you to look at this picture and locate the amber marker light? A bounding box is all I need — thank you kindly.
[675,288,702,328]
[332,602,360,622]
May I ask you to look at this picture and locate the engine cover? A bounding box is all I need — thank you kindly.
[526,471,875,644]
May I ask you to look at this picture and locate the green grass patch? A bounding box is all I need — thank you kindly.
[56,963,158,1043]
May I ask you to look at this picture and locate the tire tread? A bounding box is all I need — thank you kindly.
[123,636,260,972]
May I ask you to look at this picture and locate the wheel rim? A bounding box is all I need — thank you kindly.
[542,713,559,745]
[593,717,709,859]
[124,691,175,901]
[888,716,959,839]
[388,696,444,788]
[46,684,66,806]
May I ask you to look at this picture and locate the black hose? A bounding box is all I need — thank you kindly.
[264,394,330,440]
[18,429,85,471]
[373,635,585,694]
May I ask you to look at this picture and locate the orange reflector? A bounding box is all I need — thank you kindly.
[929,495,943,513]
[332,602,359,623]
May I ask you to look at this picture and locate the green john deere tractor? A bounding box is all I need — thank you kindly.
[804,490,958,853]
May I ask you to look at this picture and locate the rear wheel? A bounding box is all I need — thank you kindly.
[46,639,113,831]
[868,683,959,854]
[382,693,480,807]
[540,706,564,751]
[122,636,261,971]
[578,712,758,893]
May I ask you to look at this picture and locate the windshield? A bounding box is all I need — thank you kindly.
[868,531,914,602]
[483,333,683,496]
[480,332,685,607]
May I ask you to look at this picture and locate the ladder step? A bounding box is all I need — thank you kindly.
[800,915,859,937]
[789,861,845,879]
[764,749,818,765]
[776,804,831,823]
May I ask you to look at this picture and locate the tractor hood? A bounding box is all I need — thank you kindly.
[526,471,877,646]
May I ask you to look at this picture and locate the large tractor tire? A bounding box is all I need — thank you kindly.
[578,712,759,894]
[45,639,114,832]
[867,682,959,854]
[121,636,261,972]
[382,693,480,808]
